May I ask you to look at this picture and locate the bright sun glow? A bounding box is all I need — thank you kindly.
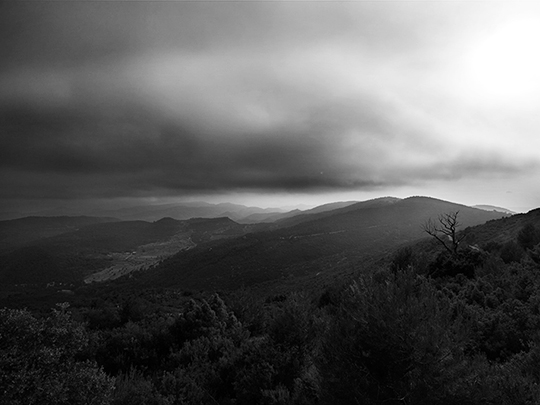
[461,18,540,105]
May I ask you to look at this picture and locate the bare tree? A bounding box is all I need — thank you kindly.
[422,211,466,255]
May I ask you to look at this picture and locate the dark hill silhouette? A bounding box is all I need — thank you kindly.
[0,216,119,253]
[142,196,508,290]
[461,207,540,246]
[28,216,252,256]
[0,217,252,285]
[382,206,540,276]
[37,220,184,254]
[0,245,102,285]
[92,202,286,222]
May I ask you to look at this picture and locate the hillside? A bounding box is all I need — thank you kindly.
[462,207,540,246]
[3,204,540,405]
[236,209,302,224]
[472,204,516,215]
[0,216,119,253]
[0,246,106,285]
[142,196,508,290]
[237,201,360,224]
[273,197,400,228]
[0,216,255,285]
[0,198,519,289]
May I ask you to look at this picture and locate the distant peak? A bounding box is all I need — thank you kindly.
[371,196,401,203]
[403,196,440,201]
[187,216,236,223]
[155,217,178,224]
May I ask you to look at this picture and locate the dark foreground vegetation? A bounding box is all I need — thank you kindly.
[3,218,540,404]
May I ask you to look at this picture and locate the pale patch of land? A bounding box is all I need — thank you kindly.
[84,232,196,283]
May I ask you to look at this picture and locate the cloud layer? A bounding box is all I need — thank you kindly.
[1,1,539,209]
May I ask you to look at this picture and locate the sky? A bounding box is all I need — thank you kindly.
[1,0,540,215]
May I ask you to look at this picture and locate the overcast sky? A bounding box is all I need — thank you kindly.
[1,1,540,214]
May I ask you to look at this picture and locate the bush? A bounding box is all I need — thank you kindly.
[390,246,414,273]
[0,306,114,405]
[500,241,523,264]
[318,270,476,404]
[429,249,485,278]
[518,223,540,251]
[113,370,169,405]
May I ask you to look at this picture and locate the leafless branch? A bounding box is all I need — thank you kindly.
[422,211,463,255]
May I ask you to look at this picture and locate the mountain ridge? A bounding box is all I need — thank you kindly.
[0,196,521,288]
[141,196,508,290]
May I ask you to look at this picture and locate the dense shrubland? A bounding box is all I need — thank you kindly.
[2,223,540,404]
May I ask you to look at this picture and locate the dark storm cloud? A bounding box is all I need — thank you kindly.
[0,96,388,199]
[4,83,531,201]
[1,1,539,203]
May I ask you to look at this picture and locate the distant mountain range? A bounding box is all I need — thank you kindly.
[0,216,119,252]
[94,202,289,222]
[139,196,509,290]
[0,196,523,289]
[0,202,291,223]
[0,216,259,285]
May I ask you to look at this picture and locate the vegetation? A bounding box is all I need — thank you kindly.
[0,304,114,404]
[2,207,540,404]
[423,211,466,255]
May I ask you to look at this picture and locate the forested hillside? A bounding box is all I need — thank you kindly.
[0,217,258,286]
[3,207,540,404]
[0,216,119,252]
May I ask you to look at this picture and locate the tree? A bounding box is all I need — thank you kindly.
[517,223,540,251]
[0,305,114,405]
[318,269,474,404]
[423,211,465,255]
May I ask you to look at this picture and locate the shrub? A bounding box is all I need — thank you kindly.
[0,306,114,405]
[429,249,485,278]
[518,223,540,251]
[318,270,476,404]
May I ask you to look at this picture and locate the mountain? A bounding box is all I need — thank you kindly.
[461,207,540,246]
[3,202,292,223]
[0,197,517,288]
[0,245,104,285]
[85,202,288,222]
[472,205,516,215]
[273,197,400,228]
[386,205,540,277]
[0,216,258,285]
[236,209,302,224]
[142,196,508,291]
[0,246,68,285]
[237,201,360,224]
[300,200,359,214]
[0,216,119,253]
